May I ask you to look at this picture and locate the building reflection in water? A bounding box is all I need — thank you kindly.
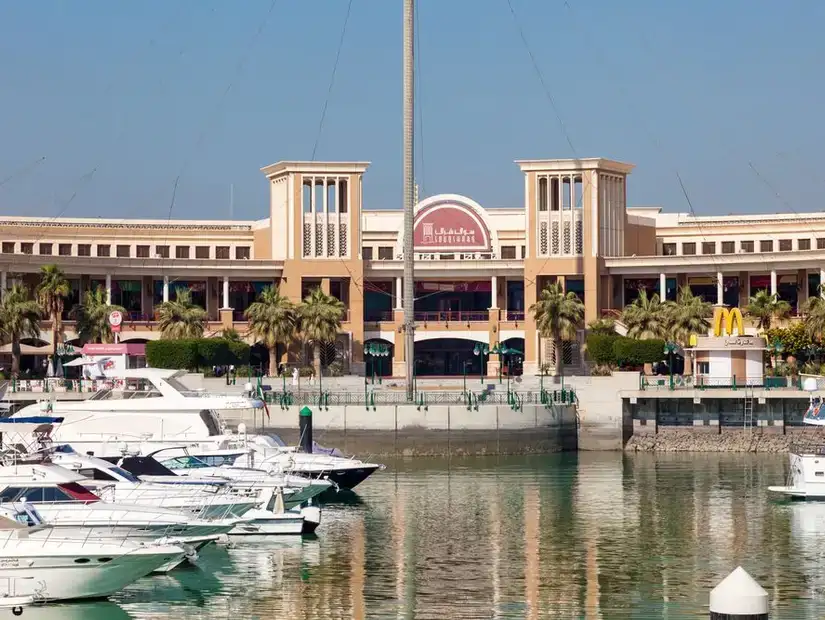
[113,453,825,619]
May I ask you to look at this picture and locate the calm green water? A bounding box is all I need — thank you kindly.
[17,453,825,619]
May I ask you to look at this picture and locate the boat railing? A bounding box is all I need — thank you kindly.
[789,441,825,456]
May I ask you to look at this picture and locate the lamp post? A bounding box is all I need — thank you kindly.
[490,342,502,383]
[364,342,391,385]
[663,341,678,390]
[473,343,489,385]
[413,358,425,400]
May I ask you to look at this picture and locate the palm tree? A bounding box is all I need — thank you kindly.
[587,317,616,336]
[621,289,670,339]
[0,283,41,377]
[529,281,585,376]
[245,286,296,376]
[72,286,125,344]
[220,327,243,342]
[802,285,825,341]
[297,288,344,378]
[668,286,713,345]
[745,290,791,332]
[36,265,70,363]
[156,288,206,340]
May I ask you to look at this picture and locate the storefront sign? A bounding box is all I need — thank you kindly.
[413,199,491,251]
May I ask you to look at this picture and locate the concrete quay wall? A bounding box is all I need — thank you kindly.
[225,403,578,457]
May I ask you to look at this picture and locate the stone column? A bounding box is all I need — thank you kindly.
[820,267,825,298]
[770,270,777,296]
[219,275,233,327]
[716,271,724,306]
[105,274,112,305]
[1,271,6,299]
[490,275,498,309]
[659,273,666,301]
[222,275,230,309]
[162,275,169,303]
[395,276,402,310]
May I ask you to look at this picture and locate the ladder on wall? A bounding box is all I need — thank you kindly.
[743,387,754,433]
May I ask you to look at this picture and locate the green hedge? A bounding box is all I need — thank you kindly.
[146,338,252,370]
[586,334,666,369]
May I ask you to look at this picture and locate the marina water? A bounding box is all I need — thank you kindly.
[47,453,825,619]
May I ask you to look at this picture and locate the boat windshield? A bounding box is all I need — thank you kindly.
[0,483,100,504]
[256,435,287,448]
[161,456,210,471]
[88,378,162,401]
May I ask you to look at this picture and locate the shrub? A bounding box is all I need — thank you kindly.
[146,339,199,370]
[765,323,812,359]
[586,333,618,365]
[147,338,252,370]
[227,341,250,366]
[609,336,666,369]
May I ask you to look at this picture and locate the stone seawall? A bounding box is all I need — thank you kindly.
[626,427,825,453]
[225,403,578,457]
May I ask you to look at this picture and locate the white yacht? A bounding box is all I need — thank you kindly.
[10,368,384,490]
[768,395,825,499]
[0,502,184,601]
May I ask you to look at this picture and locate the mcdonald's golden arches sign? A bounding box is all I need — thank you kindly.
[713,307,744,337]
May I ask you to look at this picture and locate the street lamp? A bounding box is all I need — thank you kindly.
[663,341,678,389]
[473,343,490,385]
[364,342,391,385]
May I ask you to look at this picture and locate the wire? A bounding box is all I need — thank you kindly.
[311,0,354,161]
[158,0,280,278]
[0,157,46,189]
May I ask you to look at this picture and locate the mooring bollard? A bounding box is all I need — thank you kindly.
[709,566,769,619]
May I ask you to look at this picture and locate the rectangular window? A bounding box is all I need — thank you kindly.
[779,239,792,252]
[58,243,72,256]
[682,242,696,255]
[520,245,526,259]
[78,244,91,257]
[235,246,250,260]
[216,246,230,259]
[760,240,773,252]
[697,361,710,375]
[741,240,754,253]
[21,242,33,255]
[1,242,13,254]
[361,246,373,260]
[155,245,169,259]
[195,246,210,259]
[721,241,735,254]
[97,244,110,257]
[818,238,825,250]
[662,243,676,256]
[136,245,150,258]
[377,246,394,260]
[39,243,52,255]
[116,245,130,258]
[175,246,190,259]
[501,245,517,259]
[799,238,811,251]
[702,242,715,255]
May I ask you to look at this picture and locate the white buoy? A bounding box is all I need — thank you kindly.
[709,566,769,618]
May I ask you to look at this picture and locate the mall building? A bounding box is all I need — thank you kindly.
[2,157,824,377]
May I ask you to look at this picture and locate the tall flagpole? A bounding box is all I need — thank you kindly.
[402,0,416,400]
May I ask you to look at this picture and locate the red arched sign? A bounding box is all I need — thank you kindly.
[413,201,491,251]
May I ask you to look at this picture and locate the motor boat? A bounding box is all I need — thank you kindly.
[46,449,260,520]
[0,502,185,601]
[106,453,322,535]
[768,395,825,499]
[9,368,384,489]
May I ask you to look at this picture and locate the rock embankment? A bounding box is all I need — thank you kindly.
[625,429,825,453]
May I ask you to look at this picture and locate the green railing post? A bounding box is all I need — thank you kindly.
[732,375,737,390]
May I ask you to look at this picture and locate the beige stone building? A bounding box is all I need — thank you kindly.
[1,157,821,377]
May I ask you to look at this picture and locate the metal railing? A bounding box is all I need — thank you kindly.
[414,311,489,323]
[505,311,525,322]
[639,374,800,391]
[261,388,576,408]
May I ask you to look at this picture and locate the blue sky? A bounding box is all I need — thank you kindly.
[0,0,822,221]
